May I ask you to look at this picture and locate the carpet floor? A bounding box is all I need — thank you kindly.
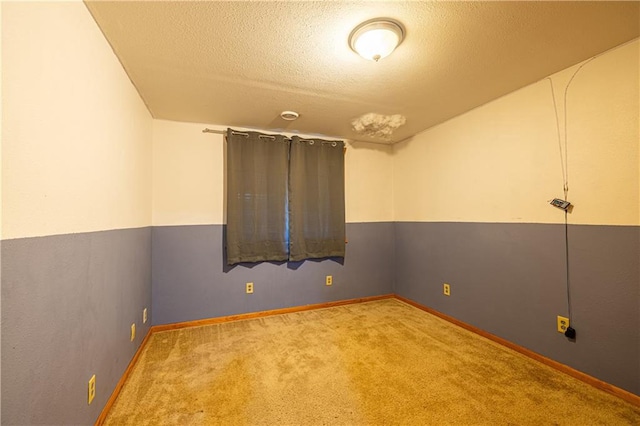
[104,299,640,425]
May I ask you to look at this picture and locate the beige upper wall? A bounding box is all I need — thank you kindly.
[344,140,393,223]
[2,1,152,240]
[393,40,639,226]
[3,1,635,234]
[152,120,225,226]
[152,120,394,226]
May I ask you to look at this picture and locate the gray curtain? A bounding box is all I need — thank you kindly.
[288,136,345,261]
[226,129,290,265]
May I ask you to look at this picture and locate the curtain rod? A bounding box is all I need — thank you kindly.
[201,128,394,146]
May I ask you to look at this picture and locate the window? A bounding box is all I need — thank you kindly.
[226,129,345,265]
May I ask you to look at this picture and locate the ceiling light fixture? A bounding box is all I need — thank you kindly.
[280,110,299,121]
[349,18,405,62]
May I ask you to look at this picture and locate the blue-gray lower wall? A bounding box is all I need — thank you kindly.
[394,222,640,396]
[152,222,395,325]
[1,227,152,426]
[2,220,636,425]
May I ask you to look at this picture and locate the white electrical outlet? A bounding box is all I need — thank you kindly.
[130,323,136,341]
[143,308,148,324]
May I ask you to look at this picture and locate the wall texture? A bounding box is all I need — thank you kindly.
[1,229,151,425]
[151,120,395,325]
[1,2,152,425]
[152,223,394,325]
[392,40,639,395]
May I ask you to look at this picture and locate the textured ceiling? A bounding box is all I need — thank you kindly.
[85,1,639,144]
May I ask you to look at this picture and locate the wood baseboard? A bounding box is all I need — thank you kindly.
[94,329,153,426]
[152,294,395,333]
[394,294,640,408]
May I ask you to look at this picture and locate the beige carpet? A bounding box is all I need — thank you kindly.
[104,299,640,425]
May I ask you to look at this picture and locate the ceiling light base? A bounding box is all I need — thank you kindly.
[280,111,299,121]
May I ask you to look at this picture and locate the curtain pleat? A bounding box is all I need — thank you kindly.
[288,136,345,261]
[226,129,290,265]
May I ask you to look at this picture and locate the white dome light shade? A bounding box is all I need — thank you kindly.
[349,19,405,61]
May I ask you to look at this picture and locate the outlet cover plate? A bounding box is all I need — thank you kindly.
[443,283,451,296]
[557,315,569,333]
[88,375,96,405]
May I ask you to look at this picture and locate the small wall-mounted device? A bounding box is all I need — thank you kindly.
[550,198,571,211]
